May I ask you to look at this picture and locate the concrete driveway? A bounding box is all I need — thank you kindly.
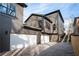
[17,42,74,56]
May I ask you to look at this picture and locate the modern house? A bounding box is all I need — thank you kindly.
[23,10,64,44]
[23,14,52,44]
[0,3,27,52]
[44,10,64,42]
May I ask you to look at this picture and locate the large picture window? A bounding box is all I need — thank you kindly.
[0,3,16,16]
[53,24,56,31]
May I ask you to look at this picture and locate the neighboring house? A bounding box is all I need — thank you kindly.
[23,14,52,44]
[24,10,64,44]
[73,17,79,35]
[0,3,27,51]
[44,10,64,42]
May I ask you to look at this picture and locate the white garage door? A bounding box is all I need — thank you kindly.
[41,35,49,44]
[10,34,37,50]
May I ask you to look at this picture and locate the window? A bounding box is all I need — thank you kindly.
[38,20,43,28]
[53,24,56,31]
[2,7,6,13]
[38,17,44,29]
[0,3,16,16]
[45,21,50,29]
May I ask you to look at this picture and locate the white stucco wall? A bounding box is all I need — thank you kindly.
[10,34,49,50]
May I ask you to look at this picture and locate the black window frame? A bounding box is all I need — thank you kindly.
[38,17,44,30]
[45,20,50,30]
[0,3,16,17]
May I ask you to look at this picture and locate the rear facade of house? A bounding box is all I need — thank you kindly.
[23,14,52,44]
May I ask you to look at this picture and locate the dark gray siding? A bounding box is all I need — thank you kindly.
[0,13,12,51]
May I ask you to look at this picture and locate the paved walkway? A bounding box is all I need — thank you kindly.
[17,42,74,56]
[38,42,74,56]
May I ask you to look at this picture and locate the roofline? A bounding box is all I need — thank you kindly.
[24,13,52,23]
[58,10,64,23]
[17,3,27,8]
[45,10,64,23]
[45,10,60,16]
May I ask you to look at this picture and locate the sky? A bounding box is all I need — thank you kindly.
[23,3,79,30]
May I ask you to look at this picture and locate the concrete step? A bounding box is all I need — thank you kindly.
[0,51,7,56]
[17,46,37,56]
[2,49,17,56]
[12,48,24,56]
[16,48,27,56]
[2,48,23,56]
[10,48,23,56]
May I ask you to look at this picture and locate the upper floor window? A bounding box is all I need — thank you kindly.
[38,17,44,29]
[45,21,50,30]
[0,3,16,16]
[53,24,56,31]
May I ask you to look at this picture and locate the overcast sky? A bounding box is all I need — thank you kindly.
[23,3,79,30]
